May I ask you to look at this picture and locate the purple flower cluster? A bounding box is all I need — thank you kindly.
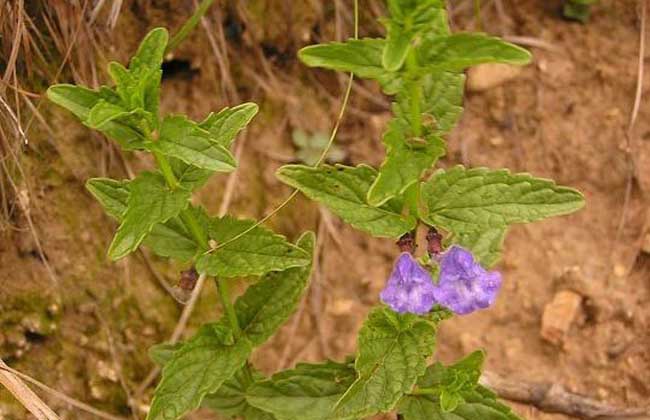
[380,246,502,316]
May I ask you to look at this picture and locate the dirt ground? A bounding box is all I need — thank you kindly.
[1,0,649,419]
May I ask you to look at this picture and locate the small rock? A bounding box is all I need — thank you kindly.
[641,232,650,254]
[613,264,627,278]
[489,136,504,147]
[540,290,583,346]
[328,298,354,316]
[467,63,523,92]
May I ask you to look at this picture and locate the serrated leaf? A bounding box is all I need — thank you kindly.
[86,178,129,219]
[277,164,416,238]
[108,172,190,260]
[199,102,259,147]
[395,72,465,137]
[147,324,252,420]
[203,368,276,420]
[418,33,531,72]
[367,118,446,207]
[400,352,520,420]
[451,228,506,268]
[420,166,585,232]
[46,84,147,150]
[195,216,310,278]
[299,38,387,80]
[156,115,237,172]
[246,360,357,420]
[398,388,521,420]
[333,307,438,418]
[109,28,167,121]
[234,232,314,346]
[86,177,199,261]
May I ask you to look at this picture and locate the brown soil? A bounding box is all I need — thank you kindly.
[1,1,649,419]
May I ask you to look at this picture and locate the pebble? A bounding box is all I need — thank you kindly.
[467,63,523,92]
[540,290,583,346]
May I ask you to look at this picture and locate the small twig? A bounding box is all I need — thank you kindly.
[0,363,126,420]
[166,0,216,54]
[613,0,646,260]
[481,370,649,419]
[310,215,330,359]
[0,358,59,420]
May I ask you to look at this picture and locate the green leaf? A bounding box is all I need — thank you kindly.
[86,177,199,261]
[169,157,213,191]
[108,172,190,260]
[87,100,129,128]
[420,166,585,232]
[109,28,167,120]
[199,102,259,147]
[418,33,531,72]
[398,388,521,420]
[367,118,446,207]
[142,215,199,262]
[395,72,465,137]
[131,27,168,71]
[451,228,506,268]
[46,84,147,150]
[234,232,314,346]
[400,352,521,420]
[156,116,237,172]
[149,342,183,366]
[85,178,129,219]
[333,307,438,418]
[147,323,253,420]
[277,164,416,238]
[203,368,276,420]
[383,23,411,71]
[246,360,357,420]
[195,216,311,278]
[299,38,387,80]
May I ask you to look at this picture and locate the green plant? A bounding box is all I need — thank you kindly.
[46,1,584,419]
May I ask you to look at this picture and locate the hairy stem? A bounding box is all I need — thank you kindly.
[166,0,216,54]
[153,151,180,190]
[405,49,422,138]
[153,151,209,250]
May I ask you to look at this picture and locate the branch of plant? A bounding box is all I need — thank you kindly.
[480,370,649,419]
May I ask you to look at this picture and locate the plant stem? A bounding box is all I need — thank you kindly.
[181,211,209,250]
[409,388,438,396]
[153,151,180,190]
[153,151,209,250]
[215,277,241,337]
[405,49,422,138]
[166,0,216,54]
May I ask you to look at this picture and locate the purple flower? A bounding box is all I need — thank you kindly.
[433,246,502,315]
[380,253,437,315]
